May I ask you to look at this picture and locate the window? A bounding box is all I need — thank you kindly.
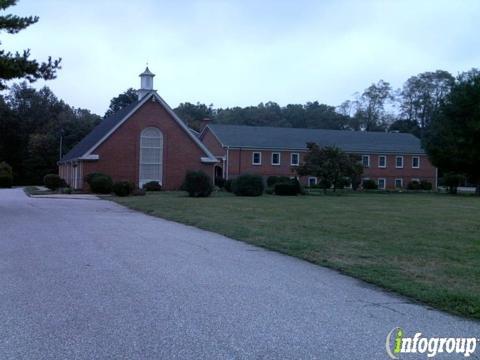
[378,155,387,168]
[139,127,163,187]
[252,152,262,165]
[412,156,420,168]
[378,178,386,190]
[395,178,403,189]
[271,152,281,166]
[291,153,300,166]
[395,156,404,168]
[411,178,420,183]
[362,155,370,168]
[308,177,317,186]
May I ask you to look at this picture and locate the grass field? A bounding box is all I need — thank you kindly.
[112,191,480,319]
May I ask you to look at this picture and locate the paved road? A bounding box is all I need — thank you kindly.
[0,188,479,359]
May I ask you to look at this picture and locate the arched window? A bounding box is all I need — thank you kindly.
[139,127,163,187]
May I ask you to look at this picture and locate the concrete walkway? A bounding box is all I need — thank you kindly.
[0,188,478,359]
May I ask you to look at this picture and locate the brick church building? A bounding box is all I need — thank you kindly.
[59,68,437,190]
[59,68,218,190]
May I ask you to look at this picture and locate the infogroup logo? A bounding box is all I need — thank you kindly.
[385,327,478,359]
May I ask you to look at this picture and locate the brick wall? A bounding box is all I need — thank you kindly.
[221,148,436,189]
[66,98,215,190]
[200,128,226,157]
[361,154,436,189]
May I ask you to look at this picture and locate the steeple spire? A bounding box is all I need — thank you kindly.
[137,66,155,100]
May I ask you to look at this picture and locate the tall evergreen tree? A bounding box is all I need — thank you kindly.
[0,0,61,89]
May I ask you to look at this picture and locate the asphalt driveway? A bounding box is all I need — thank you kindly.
[0,188,479,359]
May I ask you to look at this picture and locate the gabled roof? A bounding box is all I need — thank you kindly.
[60,92,217,163]
[206,124,426,154]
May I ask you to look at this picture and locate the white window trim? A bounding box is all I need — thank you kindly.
[252,151,262,165]
[378,155,387,168]
[377,178,386,190]
[412,156,420,169]
[290,152,300,166]
[139,127,163,187]
[395,178,404,188]
[308,176,317,186]
[362,155,370,168]
[271,152,281,166]
[411,178,420,183]
[395,156,404,169]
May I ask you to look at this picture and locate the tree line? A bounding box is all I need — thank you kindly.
[172,69,455,138]
[105,68,457,139]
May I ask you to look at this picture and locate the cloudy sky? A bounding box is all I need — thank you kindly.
[2,0,480,115]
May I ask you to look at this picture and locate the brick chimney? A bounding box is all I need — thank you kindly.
[199,117,212,132]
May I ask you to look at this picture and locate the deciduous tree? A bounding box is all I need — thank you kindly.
[296,144,362,193]
[423,69,480,194]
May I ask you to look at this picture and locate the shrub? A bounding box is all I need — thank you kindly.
[420,180,433,191]
[142,181,162,191]
[215,177,226,188]
[407,180,422,190]
[0,161,13,176]
[318,178,332,192]
[181,171,213,197]
[43,174,66,190]
[60,187,72,194]
[89,174,113,194]
[0,161,13,188]
[443,173,465,194]
[232,174,264,196]
[84,172,105,185]
[265,187,274,195]
[274,182,298,196]
[224,179,233,192]
[291,177,305,195]
[266,176,290,187]
[0,174,13,188]
[362,179,378,190]
[112,181,135,197]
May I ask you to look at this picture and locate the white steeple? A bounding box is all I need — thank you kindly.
[137,66,155,100]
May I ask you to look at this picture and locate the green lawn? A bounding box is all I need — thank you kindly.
[112,191,480,319]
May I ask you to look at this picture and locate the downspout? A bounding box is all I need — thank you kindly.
[238,148,242,175]
[225,146,229,180]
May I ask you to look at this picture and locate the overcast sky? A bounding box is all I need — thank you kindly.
[2,0,480,115]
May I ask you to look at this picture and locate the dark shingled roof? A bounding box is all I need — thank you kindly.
[207,124,425,154]
[60,99,142,162]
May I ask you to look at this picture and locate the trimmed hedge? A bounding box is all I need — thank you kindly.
[362,179,378,190]
[407,180,422,190]
[274,183,298,196]
[84,172,105,185]
[232,174,264,196]
[420,180,433,190]
[87,173,113,194]
[112,181,135,197]
[266,175,291,187]
[224,179,233,192]
[142,181,162,191]
[181,171,213,197]
[43,174,66,190]
[407,180,433,191]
